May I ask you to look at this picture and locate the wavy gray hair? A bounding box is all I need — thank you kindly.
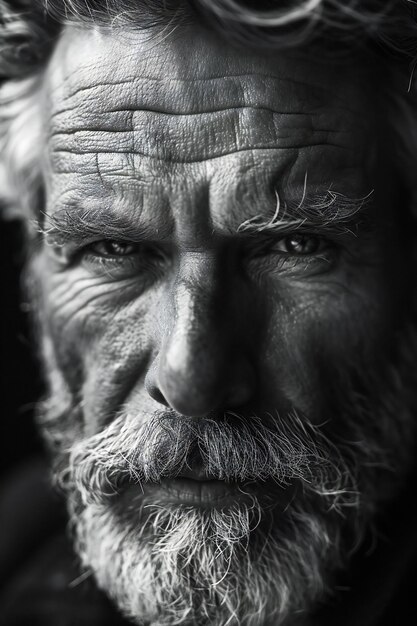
[1,0,417,222]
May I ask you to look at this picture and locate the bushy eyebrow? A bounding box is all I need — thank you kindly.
[237,188,374,238]
[35,187,373,248]
[35,206,169,246]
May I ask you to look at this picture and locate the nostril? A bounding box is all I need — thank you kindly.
[145,365,171,408]
[150,387,169,407]
[146,350,256,415]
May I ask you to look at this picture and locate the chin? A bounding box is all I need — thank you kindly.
[70,490,343,626]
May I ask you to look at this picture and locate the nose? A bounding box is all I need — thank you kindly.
[145,254,255,417]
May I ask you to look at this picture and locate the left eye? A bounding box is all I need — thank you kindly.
[275,234,322,255]
[89,241,138,257]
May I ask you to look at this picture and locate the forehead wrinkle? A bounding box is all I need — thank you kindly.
[49,73,364,123]
[50,145,352,169]
[59,73,354,105]
[47,106,347,163]
[46,75,368,166]
[45,34,370,167]
[48,145,360,189]
[48,97,357,150]
[50,105,331,128]
[48,106,355,164]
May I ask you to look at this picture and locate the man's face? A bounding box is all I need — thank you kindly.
[35,23,416,626]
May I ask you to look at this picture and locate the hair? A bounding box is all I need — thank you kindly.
[1,0,417,223]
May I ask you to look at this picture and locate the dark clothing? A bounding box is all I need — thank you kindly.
[1,458,416,626]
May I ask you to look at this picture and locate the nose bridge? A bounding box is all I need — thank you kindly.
[157,251,232,416]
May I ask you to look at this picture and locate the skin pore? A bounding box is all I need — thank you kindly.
[33,21,417,626]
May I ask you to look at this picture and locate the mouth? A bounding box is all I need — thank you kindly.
[118,467,293,509]
[152,477,246,505]
[111,452,294,509]
[131,458,244,505]
[154,463,255,504]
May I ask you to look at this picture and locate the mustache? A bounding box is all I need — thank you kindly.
[58,410,357,507]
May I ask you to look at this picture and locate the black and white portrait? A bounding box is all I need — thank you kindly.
[1,2,417,625]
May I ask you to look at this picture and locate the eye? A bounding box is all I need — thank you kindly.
[275,234,322,255]
[246,232,336,279]
[89,241,139,257]
[76,239,170,282]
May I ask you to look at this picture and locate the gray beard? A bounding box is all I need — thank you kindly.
[36,323,417,626]
[65,410,353,626]
[73,494,340,626]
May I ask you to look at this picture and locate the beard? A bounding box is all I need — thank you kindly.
[57,411,351,626]
[36,321,417,626]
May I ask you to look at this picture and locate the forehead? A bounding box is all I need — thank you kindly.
[42,24,376,231]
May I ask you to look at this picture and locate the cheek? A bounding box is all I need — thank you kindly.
[36,256,158,433]
[261,270,396,421]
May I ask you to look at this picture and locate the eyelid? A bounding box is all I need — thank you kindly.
[87,240,139,257]
[46,235,143,261]
[82,239,172,268]
[248,232,332,257]
[276,234,331,255]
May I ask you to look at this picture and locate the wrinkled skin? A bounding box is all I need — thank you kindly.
[39,25,408,430]
[33,22,416,626]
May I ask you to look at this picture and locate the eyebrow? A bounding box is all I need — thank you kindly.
[36,187,373,247]
[36,205,169,246]
[236,188,374,238]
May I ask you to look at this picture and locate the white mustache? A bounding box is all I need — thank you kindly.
[58,410,356,507]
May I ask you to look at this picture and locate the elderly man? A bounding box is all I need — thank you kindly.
[1,0,417,625]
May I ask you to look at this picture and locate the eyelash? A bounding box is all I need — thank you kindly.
[69,240,167,281]
[84,233,330,257]
[249,232,332,256]
[87,240,144,258]
[63,232,336,283]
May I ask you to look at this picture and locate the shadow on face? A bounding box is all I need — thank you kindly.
[26,20,417,626]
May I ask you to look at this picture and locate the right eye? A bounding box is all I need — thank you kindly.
[79,240,169,281]
[88,240,141,257]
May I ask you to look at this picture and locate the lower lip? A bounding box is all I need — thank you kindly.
[143,478,245,505]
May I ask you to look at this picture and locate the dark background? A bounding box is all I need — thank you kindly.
[0,217,44,479]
